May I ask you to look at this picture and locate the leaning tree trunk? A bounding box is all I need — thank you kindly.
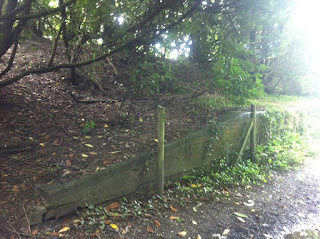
[0,0,18,59]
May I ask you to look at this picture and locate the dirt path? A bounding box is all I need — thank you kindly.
[112,157,320,239]
[13,151,317,239]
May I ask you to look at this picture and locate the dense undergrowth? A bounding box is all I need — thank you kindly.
[79,97,309,233]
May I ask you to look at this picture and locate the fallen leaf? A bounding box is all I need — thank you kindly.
[81,154,88,158]
[170,205,178,212]
[263,234,273,239]
[111,151,120,154]
[66,160,71,166]
[110,224,118,230]
[169,216,179,220]
[73,136,78,139]
[89,152,98,155]
[145,213,153,218]
[91,230,101,237]
[192,220,197,225]
[251,209,256,212]
[69,153,75,158]
[39,143,45,146]
[234,212,248,218]
[197,235,201,239]
[103,160,112,165]
[62,170,71,177]
[244,200,254,207]
[95,167,100,171]
[222,229,230,236]
[85,144,94,148]
[191,184,197,188]
[139,117,143,122]
[105,202,119,210]
[58,227,70,233]
[31,230,38,236]
[177,231,187,237]
[154,219,161,228]
[154,139,158,142]
[50,232,59,236]
[85,136,91,139]
[237,217,245,223]
[147,226,154,233]
[12,185,19,192]
[104,124,109,128]
[193,207,197,212]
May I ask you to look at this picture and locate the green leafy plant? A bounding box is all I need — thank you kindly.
[82,120,96,134]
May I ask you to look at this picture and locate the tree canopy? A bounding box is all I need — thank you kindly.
[0,0,311,98]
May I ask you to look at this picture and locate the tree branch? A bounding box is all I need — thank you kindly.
[0,36,19,78]
[0,1,200,88]
[0,0,33,21]
[8,0,77,22]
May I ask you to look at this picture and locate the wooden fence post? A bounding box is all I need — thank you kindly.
[250,104,256,163]
[157,105,165,195]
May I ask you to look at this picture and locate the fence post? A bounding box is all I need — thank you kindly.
[157,105,165,195]
[250,104,256,163]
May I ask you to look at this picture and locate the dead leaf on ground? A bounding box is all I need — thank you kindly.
[154,219,161,228]
[58,226,70,233]
[12,185,19,192]
[110,224,119,230]
[50,232,59,236]
[147,226,154,233]
[103,159,112,164]
[105,202,119,210]
[263,234,273,239]
[222,229,230,235]
[177,231,187,237]
[197,235,201,239]
[66,159,71,166]
[31,230,38,236]
[243,200,254,207]
[237,217,246,223]
[169,216,179,220]
[170,205,178,212]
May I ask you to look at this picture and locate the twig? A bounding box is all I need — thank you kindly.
[106,57,118,75]
[22,205,31,233]
[1,211,22,239]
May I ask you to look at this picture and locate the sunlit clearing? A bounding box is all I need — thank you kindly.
[49,0,58,7]
[291,0,320,79]
[169,49,179,60]
[118,15,124,25]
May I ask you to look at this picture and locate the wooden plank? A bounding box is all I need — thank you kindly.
[250,104,256,162]
[157,105,165,195]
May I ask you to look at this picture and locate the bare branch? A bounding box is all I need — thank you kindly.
[1,0,77,22]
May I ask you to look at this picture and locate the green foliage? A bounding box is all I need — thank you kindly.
[82,120,96,134]
[195,95,236,110]
[129,58,179,96]
[212,56,266,104]
[256,109,307,169]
